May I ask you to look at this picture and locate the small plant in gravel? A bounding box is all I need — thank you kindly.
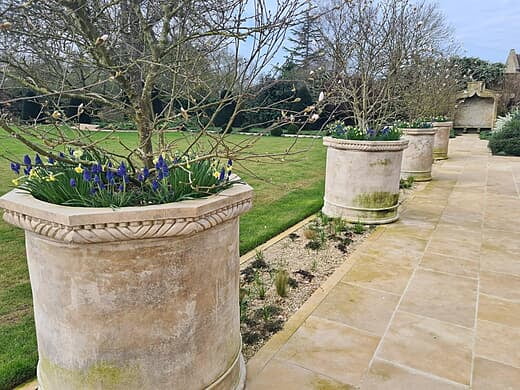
[303,228,318,240]
[253,271,267,300]
[239,288,250,323]
[353,221,366,234]
[251,250,268,269]
[274,269,290,298]
[330,218,348,236]
[400,176,415,189]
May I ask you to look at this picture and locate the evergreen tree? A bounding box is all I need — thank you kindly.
[284,4,321,71]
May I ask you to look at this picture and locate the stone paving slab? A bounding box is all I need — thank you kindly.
[246,135,520,389]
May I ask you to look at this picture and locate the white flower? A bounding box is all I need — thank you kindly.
[95,34,109,46]
[309,70,315,75]
[289,114,295,123]
[318,91,325,102]
[51,110,61,119]
[73,149,84,159]
[417,21,423,27]
[310,113,319,122]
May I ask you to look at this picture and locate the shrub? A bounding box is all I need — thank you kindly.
[284,123,300,134]
[270,127,284,137]
[488,118,520,156]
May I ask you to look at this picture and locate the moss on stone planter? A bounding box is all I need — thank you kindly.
[40,356,140,388]
[369,158,391,167]
[353,192,399,209]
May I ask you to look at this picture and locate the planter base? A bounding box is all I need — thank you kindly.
[401,170,432,182]
[323,199,399,225]
[433,153,448,161]
[37,353,246,390]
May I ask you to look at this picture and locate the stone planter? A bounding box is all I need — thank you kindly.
[0,183,253,390]
[322,137,409,224]
[432,121,453,160]
[401,128,437,182]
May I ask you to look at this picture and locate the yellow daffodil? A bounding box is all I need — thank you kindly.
[29,169,38,178]
[213,171,220,179]
[46,174,56,182]
[12,178,19,186]
[74,164,84,174]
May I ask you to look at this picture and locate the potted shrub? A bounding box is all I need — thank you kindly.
[431,116,453,160]
[322,122,409,224]
[397,120,437,182]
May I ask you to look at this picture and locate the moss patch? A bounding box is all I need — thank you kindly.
[369,159,391,167]
[353,192,399,209]
[39,356,141,389]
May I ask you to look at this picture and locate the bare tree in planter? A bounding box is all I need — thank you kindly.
[316,0,456,129]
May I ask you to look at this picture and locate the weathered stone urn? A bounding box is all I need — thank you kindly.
[0,183,253,390]
[401,128,437,182]
[322,137,409,224]
[432,121,453,160]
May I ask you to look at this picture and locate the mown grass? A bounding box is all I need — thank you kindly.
[0,131,326,389]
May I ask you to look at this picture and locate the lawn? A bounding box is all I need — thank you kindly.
[0,131,326,389]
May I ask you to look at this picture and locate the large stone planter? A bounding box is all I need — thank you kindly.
[322,137,409,224]
[432,121,452,160]
[0,183,253,390]
[401,128,437,182]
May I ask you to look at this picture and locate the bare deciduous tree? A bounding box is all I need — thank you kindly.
[317,0,457,128]
[0,0,323,174]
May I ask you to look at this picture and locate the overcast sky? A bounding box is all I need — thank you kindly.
[435,0,520,63]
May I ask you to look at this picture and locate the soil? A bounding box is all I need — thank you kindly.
[239,184,416,360]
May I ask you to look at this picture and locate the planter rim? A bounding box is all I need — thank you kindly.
[432,121,453,127]
[0,182,253,243]
[402,128,437,135]
[323,136,409,151]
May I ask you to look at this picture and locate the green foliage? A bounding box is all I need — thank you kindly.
[451,57,505,88]
[488,118,520,156]
[353,221,366,234]
[11,152,235,207]
[253,272,267,300]
[270,127,284,137]
[328,121,402,141]
[400,176,415,189]
[274,269,289,298]
[20,91,42,121]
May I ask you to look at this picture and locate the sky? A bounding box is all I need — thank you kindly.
[435,0,520,63]
[264,0,520,67]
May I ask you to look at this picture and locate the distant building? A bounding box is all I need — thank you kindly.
[504,49,520,109]
[505,49,520,74]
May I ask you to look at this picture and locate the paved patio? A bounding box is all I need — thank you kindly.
[246,135,520,389]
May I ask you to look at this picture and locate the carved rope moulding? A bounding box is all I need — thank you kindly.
[2,199,252,244]
[323,138,409,152]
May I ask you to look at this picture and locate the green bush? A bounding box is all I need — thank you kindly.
[488,118,520,156]
[270,127,284,137]
[284,123,300,134]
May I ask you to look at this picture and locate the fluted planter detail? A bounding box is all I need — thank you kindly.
[322,137,409,224]
[432,121,453,160]
[0,183,253,390]
[401,128,437,182]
